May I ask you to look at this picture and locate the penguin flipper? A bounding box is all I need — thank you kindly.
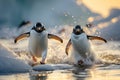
[65,39,72,55]
[48,34,63,43]
[14,32,30,43]
[87,35,107,43]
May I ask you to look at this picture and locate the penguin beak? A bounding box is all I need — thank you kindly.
[36,26,46,33]
[37,27,42,31]
[76,29,80,33]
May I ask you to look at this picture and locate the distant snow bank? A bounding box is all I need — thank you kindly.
[0,44,31,75]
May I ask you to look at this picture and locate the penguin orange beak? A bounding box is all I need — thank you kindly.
[37,27,42,31]
[76,29,80,32]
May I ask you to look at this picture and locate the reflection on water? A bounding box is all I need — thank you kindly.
[0,73,30,80]
[30,70,74,80]
[1,65,120,80]
[88,68,120,80]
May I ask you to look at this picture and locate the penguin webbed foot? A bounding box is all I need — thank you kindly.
[78,60,84,65]
[32,56,37,62]
[40,61,45,64]
[14,40,17,43]
[31,62,38,67]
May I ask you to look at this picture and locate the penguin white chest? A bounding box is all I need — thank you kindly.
[71,33,91,58]
[29,30,48,57]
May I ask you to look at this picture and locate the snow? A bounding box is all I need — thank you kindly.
[0,44,31,75]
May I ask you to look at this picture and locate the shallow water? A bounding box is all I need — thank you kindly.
[1,64,120,80]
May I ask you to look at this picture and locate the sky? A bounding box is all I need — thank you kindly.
[78,0,120,18]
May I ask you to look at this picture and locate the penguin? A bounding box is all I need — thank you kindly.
[86,23,94,28]
[15,22,63,64]
[65,25,107,65]
[18,21,31,29]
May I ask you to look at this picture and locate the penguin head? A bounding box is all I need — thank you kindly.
[32,22,46,33]
[73,25,84,35]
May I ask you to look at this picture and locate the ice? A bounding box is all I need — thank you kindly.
[0,44,31,75]
[33,64,73,71]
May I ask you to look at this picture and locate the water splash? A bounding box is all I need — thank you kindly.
[0,25,120,65]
